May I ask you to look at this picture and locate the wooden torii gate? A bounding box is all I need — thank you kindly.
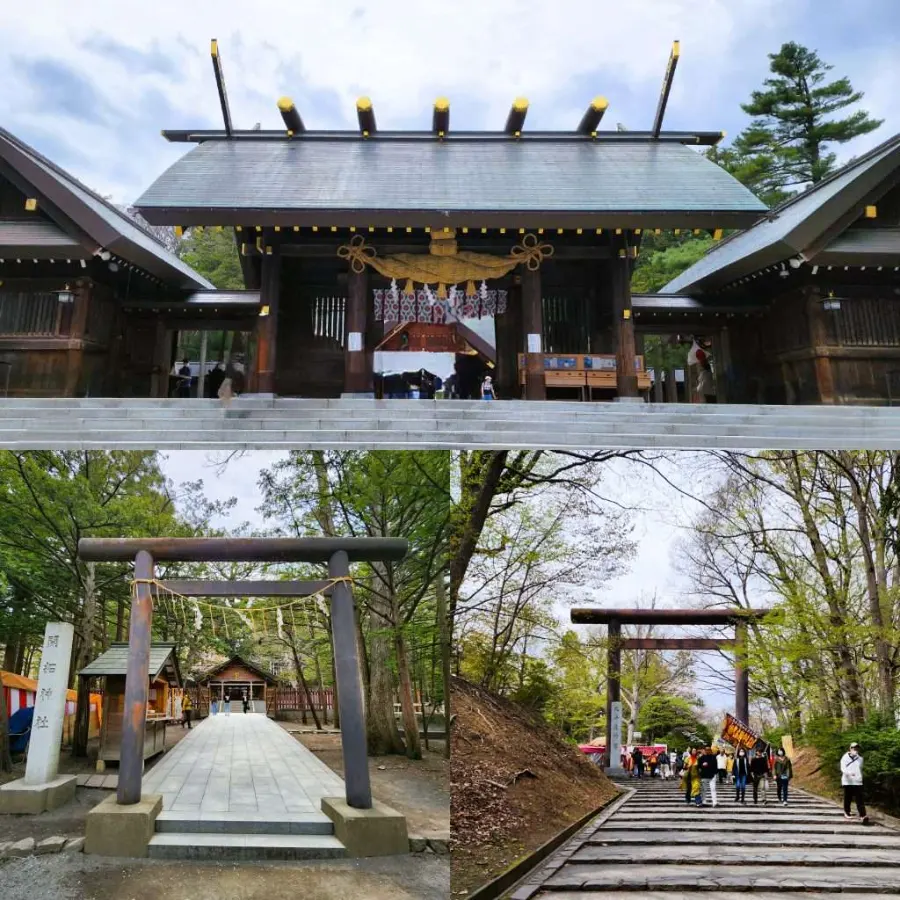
[570,607,769,772]
[78,537,408,811]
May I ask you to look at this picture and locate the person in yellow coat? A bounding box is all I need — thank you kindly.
[680,748,702,806]
[181,692,193,730]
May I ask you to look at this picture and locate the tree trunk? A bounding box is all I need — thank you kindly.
[395,627,423,760]
[845,461,895,718]
[115,598,125,642]
[287,630,321,730]
[73,675,90,758]
[3,637,19,672]
[366,586,404,755]
[0,674,12,772]
[449,451,509,624]
[436,572,451,760]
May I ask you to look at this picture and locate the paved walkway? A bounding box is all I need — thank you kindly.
[142,713,346,819]
[510,776,900,899]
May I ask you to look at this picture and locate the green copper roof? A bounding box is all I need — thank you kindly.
[663,132,900,294]
[134,138,766,224]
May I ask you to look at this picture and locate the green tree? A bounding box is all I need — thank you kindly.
[718,42,882,203]
[177,227,245,290]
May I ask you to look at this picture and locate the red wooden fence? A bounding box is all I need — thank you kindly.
[275,687,334,712]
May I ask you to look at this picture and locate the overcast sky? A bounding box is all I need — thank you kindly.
[1,0,897,206]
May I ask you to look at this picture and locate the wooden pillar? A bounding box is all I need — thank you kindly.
[734,620,750,724]
[63,280,92,397]
[606,619,622,771]
[149,319,170,398]
[118,550,154,805]
[653,370,664,403]
[716,326,731,404]
[806,287,835,404]
[198,331,208,399]
[495,280,521,399]
[344,266,373,395]
[664,367,679,403]
[521,266,546,400]
[611,242,638,398]
[256,248,282,395]
[73,675,90,758]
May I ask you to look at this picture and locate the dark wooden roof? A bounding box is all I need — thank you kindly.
[134,137,766,230]
[0,126,213,290]
[198,654,279,685]
[80,642,181,686]
[0,219,88,258]
[664,131,900,294]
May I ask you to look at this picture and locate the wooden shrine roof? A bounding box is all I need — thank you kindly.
[80,642,182,686]
[663,131,900,294]
[197,654,278,685]
[0,126,213,290]
[134,138,766,230]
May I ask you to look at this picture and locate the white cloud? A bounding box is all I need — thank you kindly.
[1,0,794,202]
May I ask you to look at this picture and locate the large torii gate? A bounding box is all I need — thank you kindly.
[78,536,408,811]
[570,607,769,771]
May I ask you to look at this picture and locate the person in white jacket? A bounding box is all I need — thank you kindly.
[840,742,869,823]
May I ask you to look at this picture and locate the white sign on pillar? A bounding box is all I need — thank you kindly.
[609,701,623,762]
[24,622,75,786]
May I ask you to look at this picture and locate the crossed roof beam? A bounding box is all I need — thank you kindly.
[162,38,721,147]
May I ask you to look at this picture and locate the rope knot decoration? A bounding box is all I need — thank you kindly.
[337,234,377,273]
[510,233,555,271]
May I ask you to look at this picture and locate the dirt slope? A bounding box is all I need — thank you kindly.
[450,676,618,895]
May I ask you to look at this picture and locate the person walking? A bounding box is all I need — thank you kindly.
[660,751,672,781]
[223,689,231,716]
[481,375,495,401]
[733,749,750,804]
[181,692,193,729]
[840,742,869,823]
[649,751,659,778]
[774,748,793,806]
[716,750,728,785]
[750,750,770,805]
[242,691,250,714]
[726,752,735,784]
[631,746,645,779]
[698,747,719,807]
[681,749,702,807]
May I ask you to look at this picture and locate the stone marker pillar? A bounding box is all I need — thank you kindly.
[0,623,78,814]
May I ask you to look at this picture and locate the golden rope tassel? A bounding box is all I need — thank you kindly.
[437,283,447,299]
[404,279,414,295]
[510,233,554,270]
[466,280,476,298]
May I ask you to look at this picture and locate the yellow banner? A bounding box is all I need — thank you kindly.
[721,713,762,751]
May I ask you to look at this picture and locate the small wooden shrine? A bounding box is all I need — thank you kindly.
[190,654,278,716]
[79,642,181,764]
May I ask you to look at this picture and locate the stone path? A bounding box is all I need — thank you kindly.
[141,713,348,860]
[509,775,900,898]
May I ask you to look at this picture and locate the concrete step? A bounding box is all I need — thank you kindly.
[588,830,900,848]
[570,845,900,867]
[540,863,900,892]
[154,810,335,835]
[147,832,346,861]
[601,821,881,834]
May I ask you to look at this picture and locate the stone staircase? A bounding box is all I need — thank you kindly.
[511,775,900,898]
[148,809,346,862]
[2,397,900,449]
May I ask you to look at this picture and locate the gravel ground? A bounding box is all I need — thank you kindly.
[0,852,449,900]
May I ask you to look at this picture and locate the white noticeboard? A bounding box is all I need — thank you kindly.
[348,331,363,352]
[25,622,75,786]
[609,701,623,759]
[527,333,542,354]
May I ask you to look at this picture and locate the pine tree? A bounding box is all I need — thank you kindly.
[716,42,882,205]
